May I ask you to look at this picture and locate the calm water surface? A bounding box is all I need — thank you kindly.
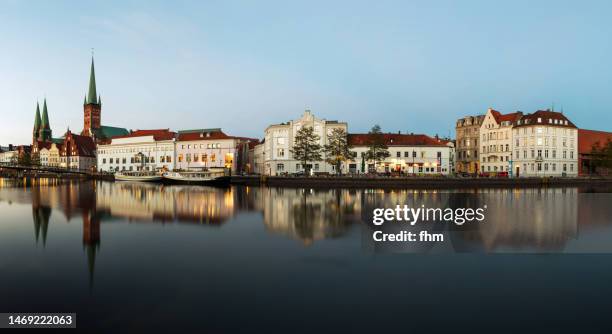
[1,178,612,333]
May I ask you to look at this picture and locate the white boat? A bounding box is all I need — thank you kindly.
[114,171,163,182]
[162,170,229,185]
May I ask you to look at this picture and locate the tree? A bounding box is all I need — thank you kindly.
[18,152,32,166]
[30,152,41,166]
[290,126,322,176]
[365,124,390,171]
[591,139,612,174]
[324,128,354,175]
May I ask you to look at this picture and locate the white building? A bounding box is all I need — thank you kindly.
[260,110,348,175]
[96,129,176,172]
[0,150,18,165]
[175,128,255,173]
[480,108,523,174]
[343,133,455,175]
[512,110,578,177]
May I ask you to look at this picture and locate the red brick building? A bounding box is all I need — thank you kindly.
[578,129,612,176]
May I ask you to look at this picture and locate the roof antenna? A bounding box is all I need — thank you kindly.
[551,102,555,112]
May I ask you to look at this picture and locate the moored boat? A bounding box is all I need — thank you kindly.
[114,171,163,182]
[162,170,230,186]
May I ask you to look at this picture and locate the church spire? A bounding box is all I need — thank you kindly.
[33,102,41,136]
[41,98,50,129]
[86,56,98,105]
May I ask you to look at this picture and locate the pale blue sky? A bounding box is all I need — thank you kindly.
[1,0,611,144]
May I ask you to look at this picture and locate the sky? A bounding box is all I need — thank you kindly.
[1,0,612,145]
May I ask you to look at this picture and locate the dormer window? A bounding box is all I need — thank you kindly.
[537,117,542,123]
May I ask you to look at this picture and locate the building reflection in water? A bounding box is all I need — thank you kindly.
[1,178,611,286]
[253,187,361,245]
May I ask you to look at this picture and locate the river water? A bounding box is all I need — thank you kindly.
[1,178,612,332]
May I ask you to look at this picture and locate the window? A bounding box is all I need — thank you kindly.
[404,151,409,158]
[420,151,425,158]
[412,151,417,158]
[278,148,285,158]
[396,152,401,158]
[545,150,549,158]
[437,152,442,158]
[570,151,574,159]
[537,163,542,171]
[193,155,199,162]
[277,163,284,171]
[167,156,172,163]
[202,154,208,162]
[102,158,106,164]
[563,151,567,159]
[122,158,126,164]
[211,154,216,162]
[523,150,527,159]
[314,163,319,170]
[178,154,183,163]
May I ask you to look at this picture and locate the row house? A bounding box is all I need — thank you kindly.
[455,115,484,174]
[59,130,96,170]
[344,133,454,175]
[512,110,578,177]
[96,129,176,172]
[257,110,348,175]
[39,143,63,167]
[480,108,523,173]
[175,128,256,173]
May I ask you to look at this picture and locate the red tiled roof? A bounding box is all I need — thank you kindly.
[62,132,96,157]
[578,129,612,154]
[489,109,523,123]
[177,129,231,141]
[514,110,577,129]
[347,133,451,147]
[112,129,176,141]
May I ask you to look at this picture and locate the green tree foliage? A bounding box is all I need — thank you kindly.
[591,139,612,173]
[324,128,354,175]
[365,124,390,169]
[290,126,322,176]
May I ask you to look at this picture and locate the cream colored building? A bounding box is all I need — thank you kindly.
[260,110,348,175]
[342,133,455,175]
[480,108,523,174]
[97,129,176,172]
[175,128,255,173]
[512,110,578,177]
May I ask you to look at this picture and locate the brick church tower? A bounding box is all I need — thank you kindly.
[81,57,101,137]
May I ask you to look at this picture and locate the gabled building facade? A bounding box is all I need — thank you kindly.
[512,110,578,177]
[59,130,96,170]
[455,115,484,174]
[480,108,523,174]
[260,110,348,175]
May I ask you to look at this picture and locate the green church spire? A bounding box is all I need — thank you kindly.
[41,98,50,128]
[86,56,98,105]
[33,102,41,136]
